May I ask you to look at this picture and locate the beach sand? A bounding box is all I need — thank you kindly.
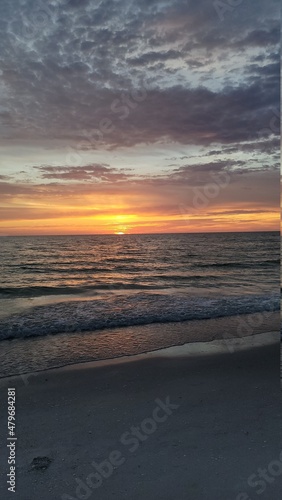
[0,333,281,500]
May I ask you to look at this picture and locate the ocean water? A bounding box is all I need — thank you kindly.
[0,232,279,376]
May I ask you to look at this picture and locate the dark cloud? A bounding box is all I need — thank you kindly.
[206,137,280,156]
[234,26,280,49]
[127,50,182,66]
[2,158,278,192]
[0,0,279,150]
[35,164,131,181]
[3,81,275,149]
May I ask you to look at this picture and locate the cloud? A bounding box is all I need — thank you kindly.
[0,159,278,203]
[234,25,280,49]
[0,0,279,233]
[126,50,182,66]
[0,0,279,150]
[35,164,131,181]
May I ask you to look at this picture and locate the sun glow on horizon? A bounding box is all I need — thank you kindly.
[0,193,279,236]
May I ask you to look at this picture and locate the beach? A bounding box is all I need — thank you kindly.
[0,232,280,499]
[0,0,280,497]
[0,332,280,500]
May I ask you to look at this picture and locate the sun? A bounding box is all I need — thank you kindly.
[114,223,129,235]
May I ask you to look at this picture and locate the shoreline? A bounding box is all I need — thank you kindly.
[0,310,279,380]
[0,330,278,383]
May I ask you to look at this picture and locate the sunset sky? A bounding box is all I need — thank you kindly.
[0,0,280,235]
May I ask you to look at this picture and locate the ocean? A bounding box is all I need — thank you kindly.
[0,232,279,377]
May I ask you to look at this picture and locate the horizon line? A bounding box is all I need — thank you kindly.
[0,230,279,237]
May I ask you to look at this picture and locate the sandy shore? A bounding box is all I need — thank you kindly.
[0,334,281,500]
[0,311,279,378]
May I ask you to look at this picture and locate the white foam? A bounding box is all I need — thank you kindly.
[0,292,279,341]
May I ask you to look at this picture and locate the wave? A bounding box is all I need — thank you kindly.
[0,292,279,341]
[196,259,280,269]
[0,284,166,298]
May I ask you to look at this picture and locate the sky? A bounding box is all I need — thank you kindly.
[0,0,280,235]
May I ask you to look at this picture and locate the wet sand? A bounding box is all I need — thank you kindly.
[0,331,281,500]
